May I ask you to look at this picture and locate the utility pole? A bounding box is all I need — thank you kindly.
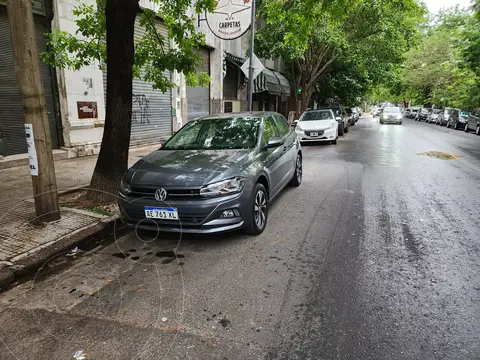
[247,0,256,111]
[7,0,60,221]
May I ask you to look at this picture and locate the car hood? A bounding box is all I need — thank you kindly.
[297,120,336,131]
[129,149,253,187]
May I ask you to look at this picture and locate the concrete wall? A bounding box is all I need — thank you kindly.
[52,0,105,153]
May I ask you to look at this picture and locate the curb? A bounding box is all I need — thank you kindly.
[0,216,122,290]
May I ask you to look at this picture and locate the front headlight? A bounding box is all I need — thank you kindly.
[120,176,131,194]
[200,177,246,197]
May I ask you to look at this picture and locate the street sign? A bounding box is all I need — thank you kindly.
[241,53,264,81]
[206,0,252,40]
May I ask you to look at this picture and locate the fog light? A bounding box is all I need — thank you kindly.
[220,209,236,218]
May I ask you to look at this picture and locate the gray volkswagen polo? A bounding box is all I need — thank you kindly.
[119,112,302,235]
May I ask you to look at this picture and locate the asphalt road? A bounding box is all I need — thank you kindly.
[1,116,480,360]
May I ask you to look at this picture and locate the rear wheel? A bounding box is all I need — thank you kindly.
[345,125,349,133]
[446,121,450,128]
[245,183,268,235]
[289,154,302,187]
[338,123,345,136]
[465,124,469,132]
[476,125,480,136]
[454,122,459,130]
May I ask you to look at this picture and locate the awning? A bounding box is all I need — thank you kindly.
[225,52,291,96]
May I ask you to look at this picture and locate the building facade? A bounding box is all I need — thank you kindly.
[0,0,292,159]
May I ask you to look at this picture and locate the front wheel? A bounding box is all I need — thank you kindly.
[345,125,349,133]
[338,124,345,136]
[476,126,480,136]
[454,122,459,130]
[465,124,469,133]
[289,154,302,187]
[245,183,268,235]
[446,122,450,128]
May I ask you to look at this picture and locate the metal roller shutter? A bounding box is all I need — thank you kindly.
[0,6,58,156]
[103,17,172,146]
[186,48,210,121]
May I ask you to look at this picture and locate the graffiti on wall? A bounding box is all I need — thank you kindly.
[132,94,150,124]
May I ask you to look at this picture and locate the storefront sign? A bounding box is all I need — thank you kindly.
[206,0,252,40]
[24,124,39,176]
[77,101,98,119]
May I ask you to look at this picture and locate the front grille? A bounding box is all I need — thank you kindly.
[126,208,207,224]
[130,187,201,200]
[305,130,325,136]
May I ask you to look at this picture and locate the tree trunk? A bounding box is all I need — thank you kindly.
[87,0,139,202]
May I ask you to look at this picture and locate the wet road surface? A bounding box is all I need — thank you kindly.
[1,116,480,359]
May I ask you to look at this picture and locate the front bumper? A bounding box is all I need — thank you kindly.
[380,117,402,123]
[296,127,337,142]
[119,190,251,234]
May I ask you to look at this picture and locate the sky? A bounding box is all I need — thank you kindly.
[423,0,472,14]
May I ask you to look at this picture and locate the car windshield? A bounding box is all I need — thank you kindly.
[345,108,353,114]
[460,111,470,118]
[300,110,334,121]
[384,107,401,114]
[163,117,261,150]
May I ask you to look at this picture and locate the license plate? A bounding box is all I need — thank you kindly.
[310,132,318,137]
[144,207,179,220]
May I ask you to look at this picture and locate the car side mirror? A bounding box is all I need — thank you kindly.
[266,136,285,149]
[335,117,342,121]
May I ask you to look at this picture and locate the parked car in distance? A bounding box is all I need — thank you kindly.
[294,109,338,144]
[373,107,383,117]
[437,108,454,126]
[446,109,470,130]
[415,107,431,122]
[352,107,360,122]
[426,109,442,123]
[407,106,421,118]
[464,108,480,135]
[380,106,403,125]
[119,112,302,236]
[345,107,356,125]
[357,107,363,117]
[318,105,349,135]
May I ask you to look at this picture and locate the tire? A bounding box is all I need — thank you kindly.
[399,122,402,125]
[476,125,480,136]
[380,120,384,124]
[289,153,302,187]
[338,124,344,136]
[446,122,450,128]
[345,125,349,133]
[465,124,469,133]
[454,122,459,130]
[245,183,268,235]
[331,138,337,144]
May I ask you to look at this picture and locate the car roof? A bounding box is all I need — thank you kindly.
[198,112,279,121]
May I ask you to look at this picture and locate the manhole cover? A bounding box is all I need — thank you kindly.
[417,151,463,160]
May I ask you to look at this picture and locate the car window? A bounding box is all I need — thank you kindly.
[163,117,261,150]
[300,110,334,121]
[274,115,290,137]
[263,116,280,144]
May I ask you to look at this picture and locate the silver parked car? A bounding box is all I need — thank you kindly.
[119,112,302,235]
[379,106,403,124]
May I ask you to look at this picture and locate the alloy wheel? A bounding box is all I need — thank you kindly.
[254,190,267,229]
[296,155,302,183]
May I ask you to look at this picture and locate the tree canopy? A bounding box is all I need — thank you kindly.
[255,0,426,112]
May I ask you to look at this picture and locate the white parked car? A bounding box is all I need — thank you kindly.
[294,109,338,145]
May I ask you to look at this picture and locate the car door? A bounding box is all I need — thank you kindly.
[262,116,285,197]
[273,114,297,187]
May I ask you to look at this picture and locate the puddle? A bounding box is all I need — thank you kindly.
[417,151,463,160]
[112,253,130,259]
[155,251,185,259]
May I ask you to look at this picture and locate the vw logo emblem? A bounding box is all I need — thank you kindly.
[155,188,167,201]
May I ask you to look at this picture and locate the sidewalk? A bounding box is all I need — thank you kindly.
[0,143,160,269]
